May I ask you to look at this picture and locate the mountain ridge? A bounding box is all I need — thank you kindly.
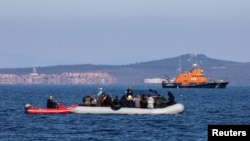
[0,54,249,84]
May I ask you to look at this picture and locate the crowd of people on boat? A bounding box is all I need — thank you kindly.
[79,86,176,109]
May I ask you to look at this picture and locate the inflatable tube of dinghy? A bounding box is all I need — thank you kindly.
[111,105,121,111]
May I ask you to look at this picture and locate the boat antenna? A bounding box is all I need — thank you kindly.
[179,56,181,73]
[195,55,202,67]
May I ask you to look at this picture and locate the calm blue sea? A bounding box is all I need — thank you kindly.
[0,84,249,141]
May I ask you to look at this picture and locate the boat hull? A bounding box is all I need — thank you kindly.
[215,82,229,88]
[70,103,184,115]
[25,104,77,114]
[162,81,229,88]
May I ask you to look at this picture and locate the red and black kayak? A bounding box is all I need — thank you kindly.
[24,102,77,114]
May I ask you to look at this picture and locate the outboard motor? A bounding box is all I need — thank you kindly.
[24,104,32,113]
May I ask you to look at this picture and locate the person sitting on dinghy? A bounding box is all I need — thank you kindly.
[90,95,97,106]
[82,95,91,106]
[147,95,154,109]
[154,94,163,108]
[111,96,121,110]
[47,96,58,108]
[97,87,103,98]
[167,91,176,106]
[97,92,106,106]
[126,95,135,107]
[134,95,141,108]
[125,86,133,98]
[140,94,148,108]
[103,95,112,107]
[119,94,134,107]
[119,94,127,107]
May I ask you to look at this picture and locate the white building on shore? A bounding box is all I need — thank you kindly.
[30,67,38,76]
[144,78,163,84]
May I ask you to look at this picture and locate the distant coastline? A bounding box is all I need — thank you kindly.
[0,54,249,84]
[0,69,117,85]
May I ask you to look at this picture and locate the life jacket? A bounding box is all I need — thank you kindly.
[147,96,154,109]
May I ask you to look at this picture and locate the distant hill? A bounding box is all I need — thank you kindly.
[0,54,249,84]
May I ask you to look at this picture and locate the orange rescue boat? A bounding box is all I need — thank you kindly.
[162,63,229,88]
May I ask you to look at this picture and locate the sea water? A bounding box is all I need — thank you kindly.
[0,84,249,141]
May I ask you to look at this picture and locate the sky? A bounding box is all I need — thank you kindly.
[0,0,250,68]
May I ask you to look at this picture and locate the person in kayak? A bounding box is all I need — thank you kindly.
[47,96,58,108]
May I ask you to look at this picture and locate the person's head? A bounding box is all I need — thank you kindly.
[101,93,106,97]
[168,91,173,96]
[49,96,53,100]
[127,95,133,101]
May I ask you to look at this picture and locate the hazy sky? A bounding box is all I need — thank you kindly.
[0,0,249,68]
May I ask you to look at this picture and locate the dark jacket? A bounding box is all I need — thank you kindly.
[111,96,121,109]
[103,95,112,107]
[167,91,175,105]
[126,88,133,97]
[140,95,148,108]
[47,99,57,108]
